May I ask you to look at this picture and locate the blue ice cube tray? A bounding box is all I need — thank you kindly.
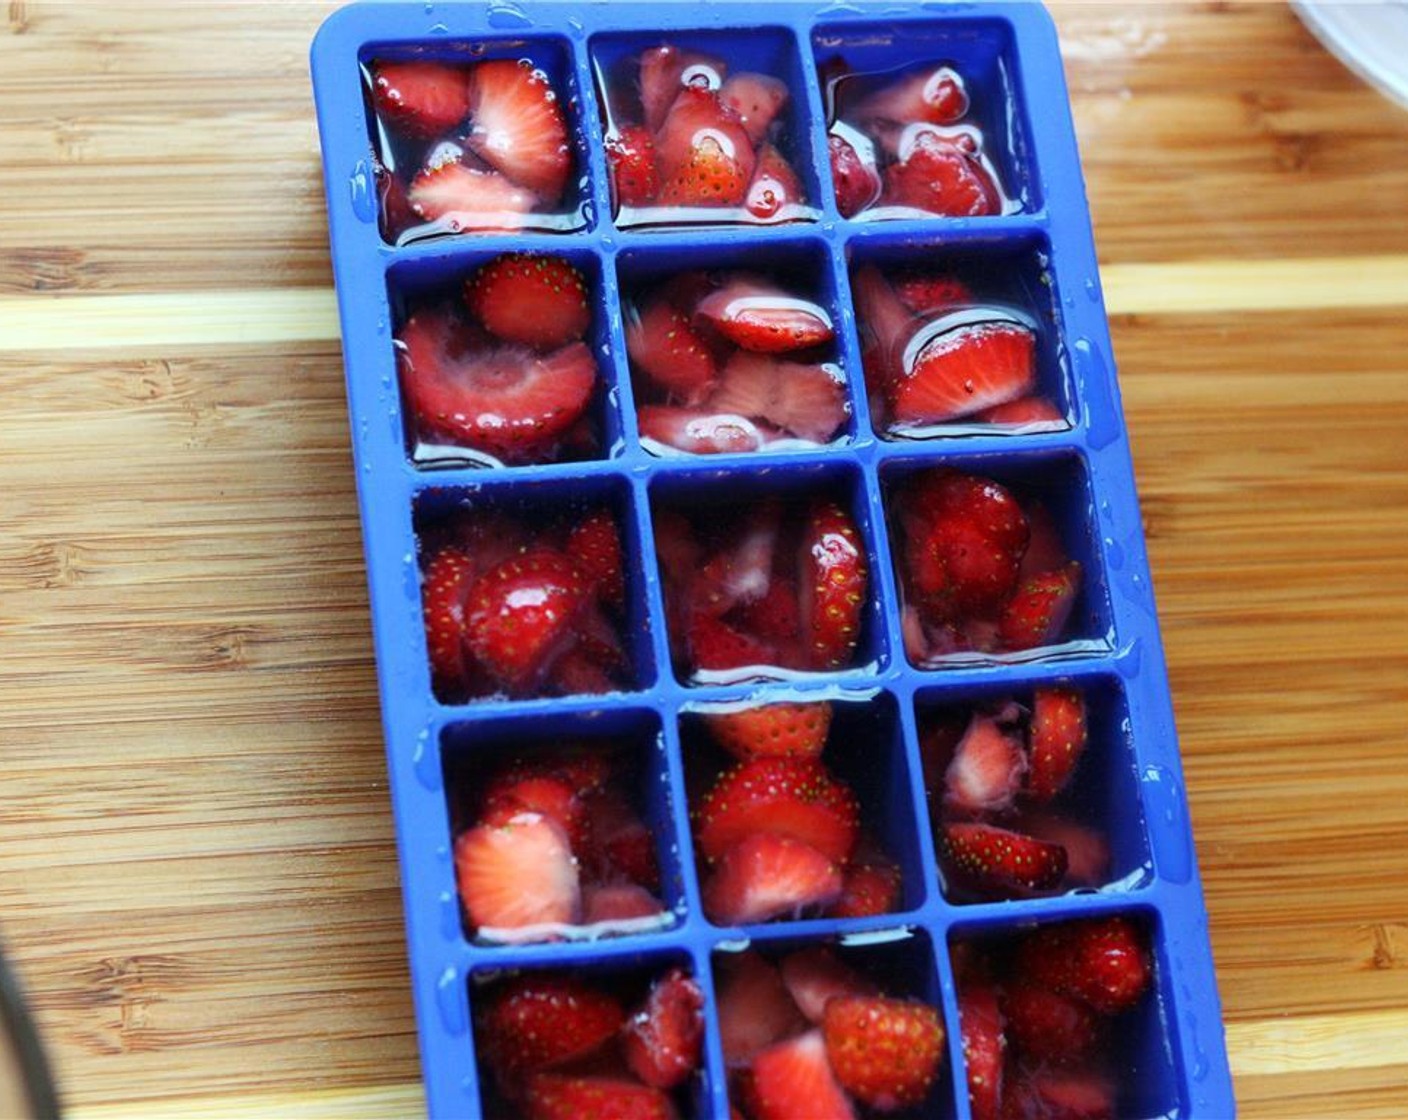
[310,3,1234,1116]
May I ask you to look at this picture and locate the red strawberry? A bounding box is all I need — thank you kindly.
[422,547,476,691]
[828,130,880,217]
[581,882,663,925]
[1014,916,1152,1015]
[523,1074,678,1120]
[476,974,623,1084]
[692,507,779,617]
[1003,1070,1116,1120]
[639,45,728,132]
[657,138,751,207]
[684,610,778,675]
[1021,812,1110,887]
[715,952,806,1066]
[697,276,835,354]
[464,254,590,351]
[939,822,1068,894]
[704,832,843,925]
[551,647,616,695]
[653,509,701,574]
[849,265,914,388]
[917,708,968,799]
[797,501,868,670]
[1001,982,1103,1067]
[977,395,1064,427]
[455,812,580,938]
[998,562,1082,651]
[465,548,588,692]
[822,996,946,1111]
[889,318,1036,424]
[584,789,660,891]
[638,406,769,455]
[910,470,1031,556]
[626,299,718,404]
[944,714,1028,815]
[371,61,470,139]
[712,352,848,444]
[702,701,832,761]
[746,143,805,220]
[826,855,903,918]
[1018,504,1068,582]
[855,65,969,126]
[623,969,705,1090]
[720,71,790,144]
[407,161,537,230]
[779,946,878,1023]
[957,982,1006,1120]
[606,125,660,208]
[465,58,571,203]
[655,86,755,183]
[882,126,1000,217]
[567,510,626,608]
[482,768,588,851]
[895,273,974,315]
[696,757,859,864]
[749,1030,857,1120]
[1028,687,1088,801]
[734,575,802,644]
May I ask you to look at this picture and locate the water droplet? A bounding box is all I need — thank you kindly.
[1103,535,1125,569]
[414,730,443,791]
[348,159,375,222]
[440,891,461,941]
[486,2,530,29]
[1084,278,1100,303]
[1141,764,1192,883]
[436,966,468,1034]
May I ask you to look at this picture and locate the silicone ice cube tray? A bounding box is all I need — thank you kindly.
[310,3,1236,1117]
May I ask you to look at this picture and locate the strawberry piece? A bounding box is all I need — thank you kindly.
[1003,1070,1116,1120]
[1028,687,1088,802]
[653,509,701,574]
[465,548,588,692]
[734,574,802,644]
[657,138,751,207]
[639,45,728,132]
[623,969,706,1090]
[1018,504,1069,582]
[1014,916,1152,1015]
[1021,812,1110,887]
[828,130,880,217]
[371,61,470,139]
[712,351,853,444]
[567,510,626,608]
[720,71,790,145]
[702,701,833,761]
[998,562,1083,651]
[581,882,663,925]
[909,468,1030,561]
[638,405,769,455]
[944,714,1028,815]
[957,983,1006,1120]
[655,86,755,183]
[704,832,843,925]
[550,647,616,695]
[685,610,777,675]
[465,58,571,202]
[583,789,661,891]
[917,708,968,805]
[476,974,624,1084]
[850,265,914,388]
[889,318,1036,424]
[421,547,476,692]
[464,254,590,351]
[626,299,718,404]
[697,277,835,354]
[1001,982,1103,1067]
[882,126,1000,216]
[822,995,946,1111]
[826,855,903,918]
[715,952,806,1066]
[695,757,859,864]
[977,395,1064,427]
[407,161,537,230]
[523,1074,678,1120]
[606,125,661,208]
[797,501,868,670]
[482,769,588,852]
[746,143,805,220]
[895,273,974,315]
[692,508,779,617]
[939,822,1068,895]
[455,812,581,938]
[749,1030,857,1120]
[855,65,969,126]
[398,310,595,461]
[779,946,878,1024]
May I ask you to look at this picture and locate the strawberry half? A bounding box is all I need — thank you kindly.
[715,951,807,1067]
[476,974,624,1084]
[623,968,706,1090]
[606,124,661,208]
[939,821,1068,895]
[849,264,915,389]
[637,406,770,455]
[567,509,626,609]
[828,130,881,218]
[825,854,903,919]
[695,757,859,864]
[371,60,471,139]
[822,995,946,1111]
[895,272,974,315]
[455,811,581,938]
[684,610,777,675]
[720,71,790,145]
[701,701,833,761]
[1001,981,1104,1067]
[1014,916,1152,1015]
[654,86,755,186]
[626,299,718,404]
[639,44,728,132]
[882,126,1000,217]
[523,1074,678,1120]
[481,767,588,852]
[703,832,843,925]
[889,318,1036,424]
[944,713,1028,815]
[746,143,805,220]
[1028,687,1088,801]
[422,546,476,692]
[855,65,969,126]
[998,561,1082,651]
[779,946,879,1024]
[407,161,537,231]
[465,548,588,692]
[465,58,571,203]
[696,276,835,354]
[749,1029,857,1120]
[657,137,751,207]
[957,982,1006,1120]
[464,254,590,351]
[709,352,848,444]
[797,501,868,670]
[1022,812,1110,887]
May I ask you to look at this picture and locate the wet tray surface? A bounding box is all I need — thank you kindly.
[310,4,1234,1117]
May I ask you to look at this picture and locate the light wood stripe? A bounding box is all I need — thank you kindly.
[67,1083,426,1120]
[2,255,1407,353]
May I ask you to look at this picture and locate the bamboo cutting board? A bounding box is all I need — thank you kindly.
[2,2,1407,1116]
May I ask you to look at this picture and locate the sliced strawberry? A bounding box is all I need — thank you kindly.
[482,768,588,851]
[895,272,974,315]
[606,124,660,208]
[957,982,1006,1120]
[581,882,663,925]
[639,45,728,132]
[910,470,1030,557]
[371,60,470,139]
[1028,687,1088,802]
[715,951,807,1066]
[692,507,779,617]
[917,708,969,805]
[977,395,1064,427]
[882,126,1000,217]
[998,561,1082,651]
[465,58,571,203]
[464,254,590,351]
[623,969,706,1090]
[905,512,1026,620]
[455,812,581,938]
[523,1074,678,1120]
[749,1030,857,1120]
[697,276,835,354]
[779,946,879,1024]
[654,86,755,185]
[1018,504,1069,582]
[1001,982,1104,1067]
[638,406,769,455]
[1014,916,1152,1015]
[855,65,968,126]
[720,71,790,145]
[1021,812,1110,887]
[626,299,719,404]
[407,161,537,231]
[828,130,880,217]
[657,137,751,207]
[476,974,623,1084]
[889,318,1036,424]
[746,143,805,220]
[702,701,833,761]
[826,854,903,918]
[465,548,588,692]
[704,832,843,925]
[822,995,946,1111]
[684,610,778,675]
[583,789,661,891]
[1003,1070,1116,1120]
[695,757,859,864]
[567,510,626,609]
[851,264,916,396]
[797,501,868,670]
[422,547,476,692]
[944,713,1028,815]
[939,822,1068,895]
